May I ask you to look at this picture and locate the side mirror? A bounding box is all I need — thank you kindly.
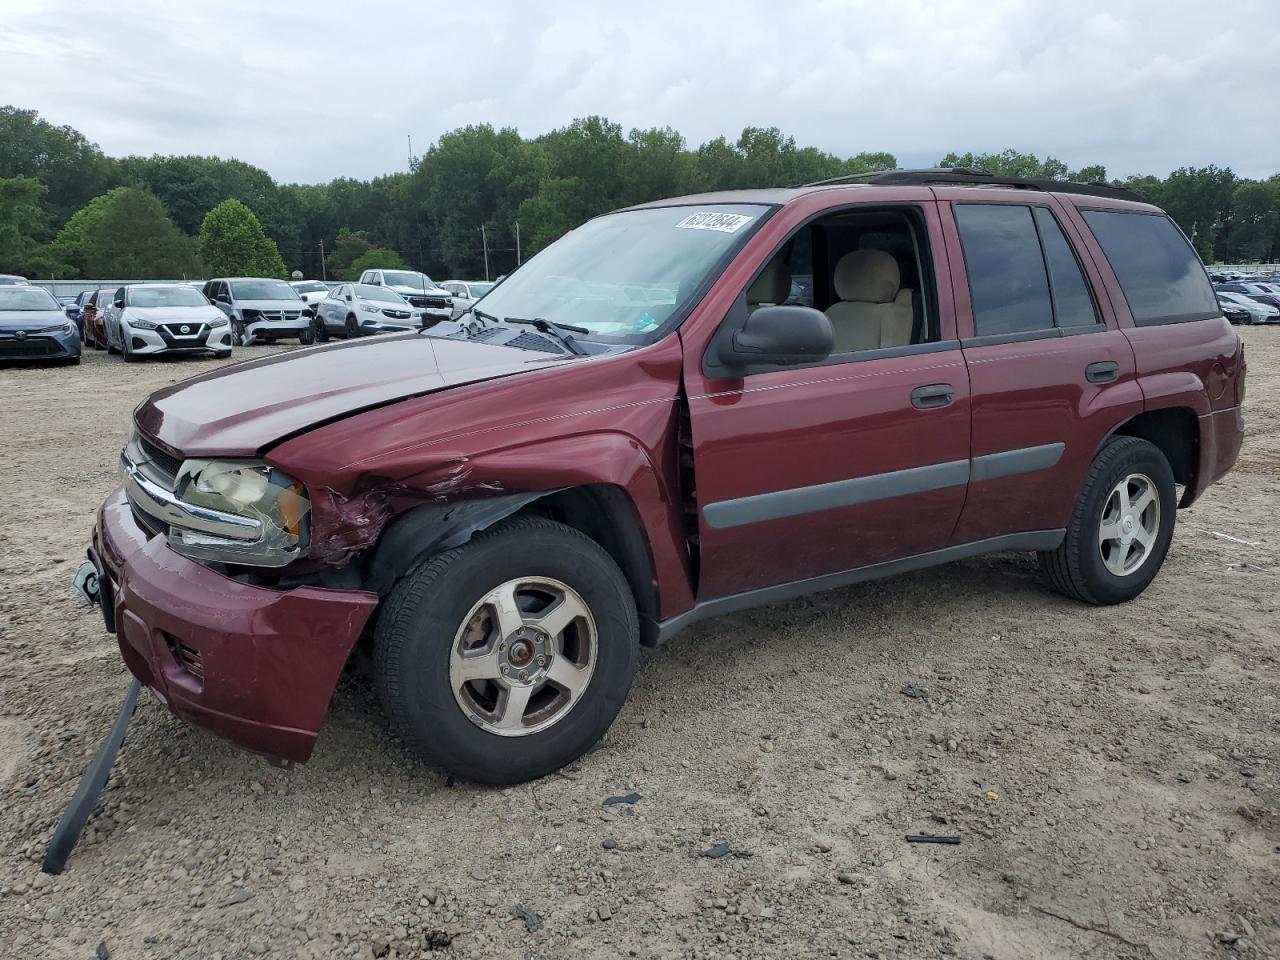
[705,304,833,377]
[113,299,124,308]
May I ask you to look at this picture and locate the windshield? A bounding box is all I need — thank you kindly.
[355,284,408,303]
[292,282,328,293]
[473,204,768,342]
[128,286,209,308]
[0,288,59,310]
[230,280,300,301]
[381,271,435,288]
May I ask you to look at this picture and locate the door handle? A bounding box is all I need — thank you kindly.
[911,383,955,409]
[1086,361,1119,384]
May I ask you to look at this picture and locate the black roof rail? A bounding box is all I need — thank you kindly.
[801,167,1135,202]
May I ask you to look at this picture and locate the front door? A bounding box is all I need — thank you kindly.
[684,200,973,601]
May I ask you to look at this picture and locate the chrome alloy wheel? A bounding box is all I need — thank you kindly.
[449,577,597,737]
[1098,472,1161,577]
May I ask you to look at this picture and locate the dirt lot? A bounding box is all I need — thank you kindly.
[0,332,1276,960]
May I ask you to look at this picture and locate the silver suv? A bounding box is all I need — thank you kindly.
[357,269,452,325]
[203,277,315,346]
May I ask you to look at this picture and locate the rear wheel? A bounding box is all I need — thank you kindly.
[374,517,639,785]
[1039,436,1176,605]
[345,315,359,339]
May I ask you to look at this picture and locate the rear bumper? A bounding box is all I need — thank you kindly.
[1188,404,1244,504]
[90,489,378,763]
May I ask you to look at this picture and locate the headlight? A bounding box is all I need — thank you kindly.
[170,458,310,567]
[128,316,158,330]
[209,316,228,327]
[360,303,381,313]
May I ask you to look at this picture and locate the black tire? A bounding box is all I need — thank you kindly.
[345,315,359,339]
[374,516,639,785]
[106,332,119,355]
[298,325,315,346]
[122,337,142,363]
[213,350,232,360]
[231,318,246,347]
[313,316,329,343]
[1038,436,1177,605]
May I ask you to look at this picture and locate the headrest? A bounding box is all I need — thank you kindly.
[833,249,900,304]
[747,257,791,306]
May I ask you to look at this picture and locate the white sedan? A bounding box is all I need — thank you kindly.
[104,284,232,361]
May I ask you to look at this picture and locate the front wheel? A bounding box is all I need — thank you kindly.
[345,315,359,339]
[374,517,639,785]
[1039,436,1177,605]
[298,324,315,345]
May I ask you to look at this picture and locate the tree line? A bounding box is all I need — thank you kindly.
[1,105,1277,283]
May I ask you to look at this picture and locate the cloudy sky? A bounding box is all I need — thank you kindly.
[3,0,1277,184]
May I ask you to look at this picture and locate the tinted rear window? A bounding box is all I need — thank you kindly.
[1081,211,1220,326]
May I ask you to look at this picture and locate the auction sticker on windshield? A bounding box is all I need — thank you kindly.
[674,212,755,233]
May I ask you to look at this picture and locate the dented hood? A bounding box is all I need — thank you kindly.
[134,333,574,457]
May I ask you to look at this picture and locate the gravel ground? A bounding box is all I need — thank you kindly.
[0,332,1276,960]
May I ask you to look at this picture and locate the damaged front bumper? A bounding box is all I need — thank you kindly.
[86,489,379,764]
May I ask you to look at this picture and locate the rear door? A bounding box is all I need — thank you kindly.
[938,192,1143,544]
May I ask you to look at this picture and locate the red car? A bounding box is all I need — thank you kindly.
[79,287,115,350]
[78,170,1245,784]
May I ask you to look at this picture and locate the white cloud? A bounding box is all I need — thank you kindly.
[2,0,1277,183]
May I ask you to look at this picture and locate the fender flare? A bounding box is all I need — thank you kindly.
[362,490,558,596]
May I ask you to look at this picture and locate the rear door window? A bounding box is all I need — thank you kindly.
[1033,207,1099,328]
[1081,210,1220,325]
[954,204,1053,336]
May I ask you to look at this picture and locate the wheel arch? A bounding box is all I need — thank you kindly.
[1105,405,1199,503]
[361,483,663,645]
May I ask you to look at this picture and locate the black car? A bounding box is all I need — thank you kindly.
[1220,300,1251,325]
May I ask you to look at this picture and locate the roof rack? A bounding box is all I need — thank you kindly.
[802,168,1135,202]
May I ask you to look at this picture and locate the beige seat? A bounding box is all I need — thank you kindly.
[746,257,791,312]
[825,250,914,352]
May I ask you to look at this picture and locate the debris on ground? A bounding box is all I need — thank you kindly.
[602,791,642,806]
[513,902,543,932]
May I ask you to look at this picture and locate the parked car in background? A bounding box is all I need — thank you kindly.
[65,292,90,335]
[312,283,421,340]
[103,283,233,362]
[79,172,1245,784]
[1217,290,1279,324]
[79,288,117,349]
[440,280,495,318]
[1215,281,1280,312]
[203,277,315,346]
[358,269,453,325]
[290,280,332,307]
[1217,297,1251,325]
[0,285,80,364]
[0,274,29,286]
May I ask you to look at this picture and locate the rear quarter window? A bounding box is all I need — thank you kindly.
[1081,210,1220,326]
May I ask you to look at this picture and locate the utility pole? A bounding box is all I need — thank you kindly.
[407,134,414,169]
[515,221,521,266]
[318,239,327,281]
[481,224,490,281]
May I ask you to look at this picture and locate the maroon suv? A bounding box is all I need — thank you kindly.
[79,170,1245,785]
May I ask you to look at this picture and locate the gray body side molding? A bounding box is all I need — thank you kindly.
[655,529,1065,643]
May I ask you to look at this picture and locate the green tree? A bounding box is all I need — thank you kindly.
[0,176,66,276]
[938,149,1070,180]
[74,187,201,278]
[198,198,287,277]
[346,247,409,279]
[49,187,132,275]
[0,106,119,226]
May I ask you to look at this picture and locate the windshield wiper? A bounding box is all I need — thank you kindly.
[502,316,588,355]
[469,307,500,326]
